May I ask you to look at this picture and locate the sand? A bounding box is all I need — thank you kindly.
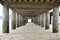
[0,23,60,40]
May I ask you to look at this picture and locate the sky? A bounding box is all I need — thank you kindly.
[0,4,12,19]
[0,4,60,19]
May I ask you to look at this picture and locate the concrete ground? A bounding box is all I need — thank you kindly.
[0,23,60,40]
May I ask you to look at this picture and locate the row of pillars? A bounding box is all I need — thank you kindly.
[3,5,59,33]
[33,6,59,33]
[3,6,26,33]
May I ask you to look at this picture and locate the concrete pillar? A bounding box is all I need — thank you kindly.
[21,16,25,26]
[41,14,45,27]
[35,17,38,25]
[19,13,21,27]
[40,15,42,26]
[45,12,50,29]
[11,10,16,29]
[50,13,51,24]
[23,16,27,25]
[3,6,9,33]
[33,17,35,24]
[16,13,19,28]
[33,17,37,24]
[20,15,23,26]
[32,17,35,23]
[22,16,25,26]
[53,7,59,33]
[39,15,41,25]
[20,15,21,26]
[38,16,40,25]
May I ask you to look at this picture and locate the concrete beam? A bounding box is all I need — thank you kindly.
[1,0,60,4]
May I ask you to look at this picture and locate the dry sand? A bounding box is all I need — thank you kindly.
[0,23,60,40]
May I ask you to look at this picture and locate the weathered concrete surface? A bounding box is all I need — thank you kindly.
[45,13,50,29]
[41,14,45,27]
[3,6,9,33]
[11,10,16,29]
[53,7,59,33]
[0,23,60,40]
[16,13,19,28]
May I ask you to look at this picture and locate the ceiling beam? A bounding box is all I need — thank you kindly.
[1,0,60,3]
